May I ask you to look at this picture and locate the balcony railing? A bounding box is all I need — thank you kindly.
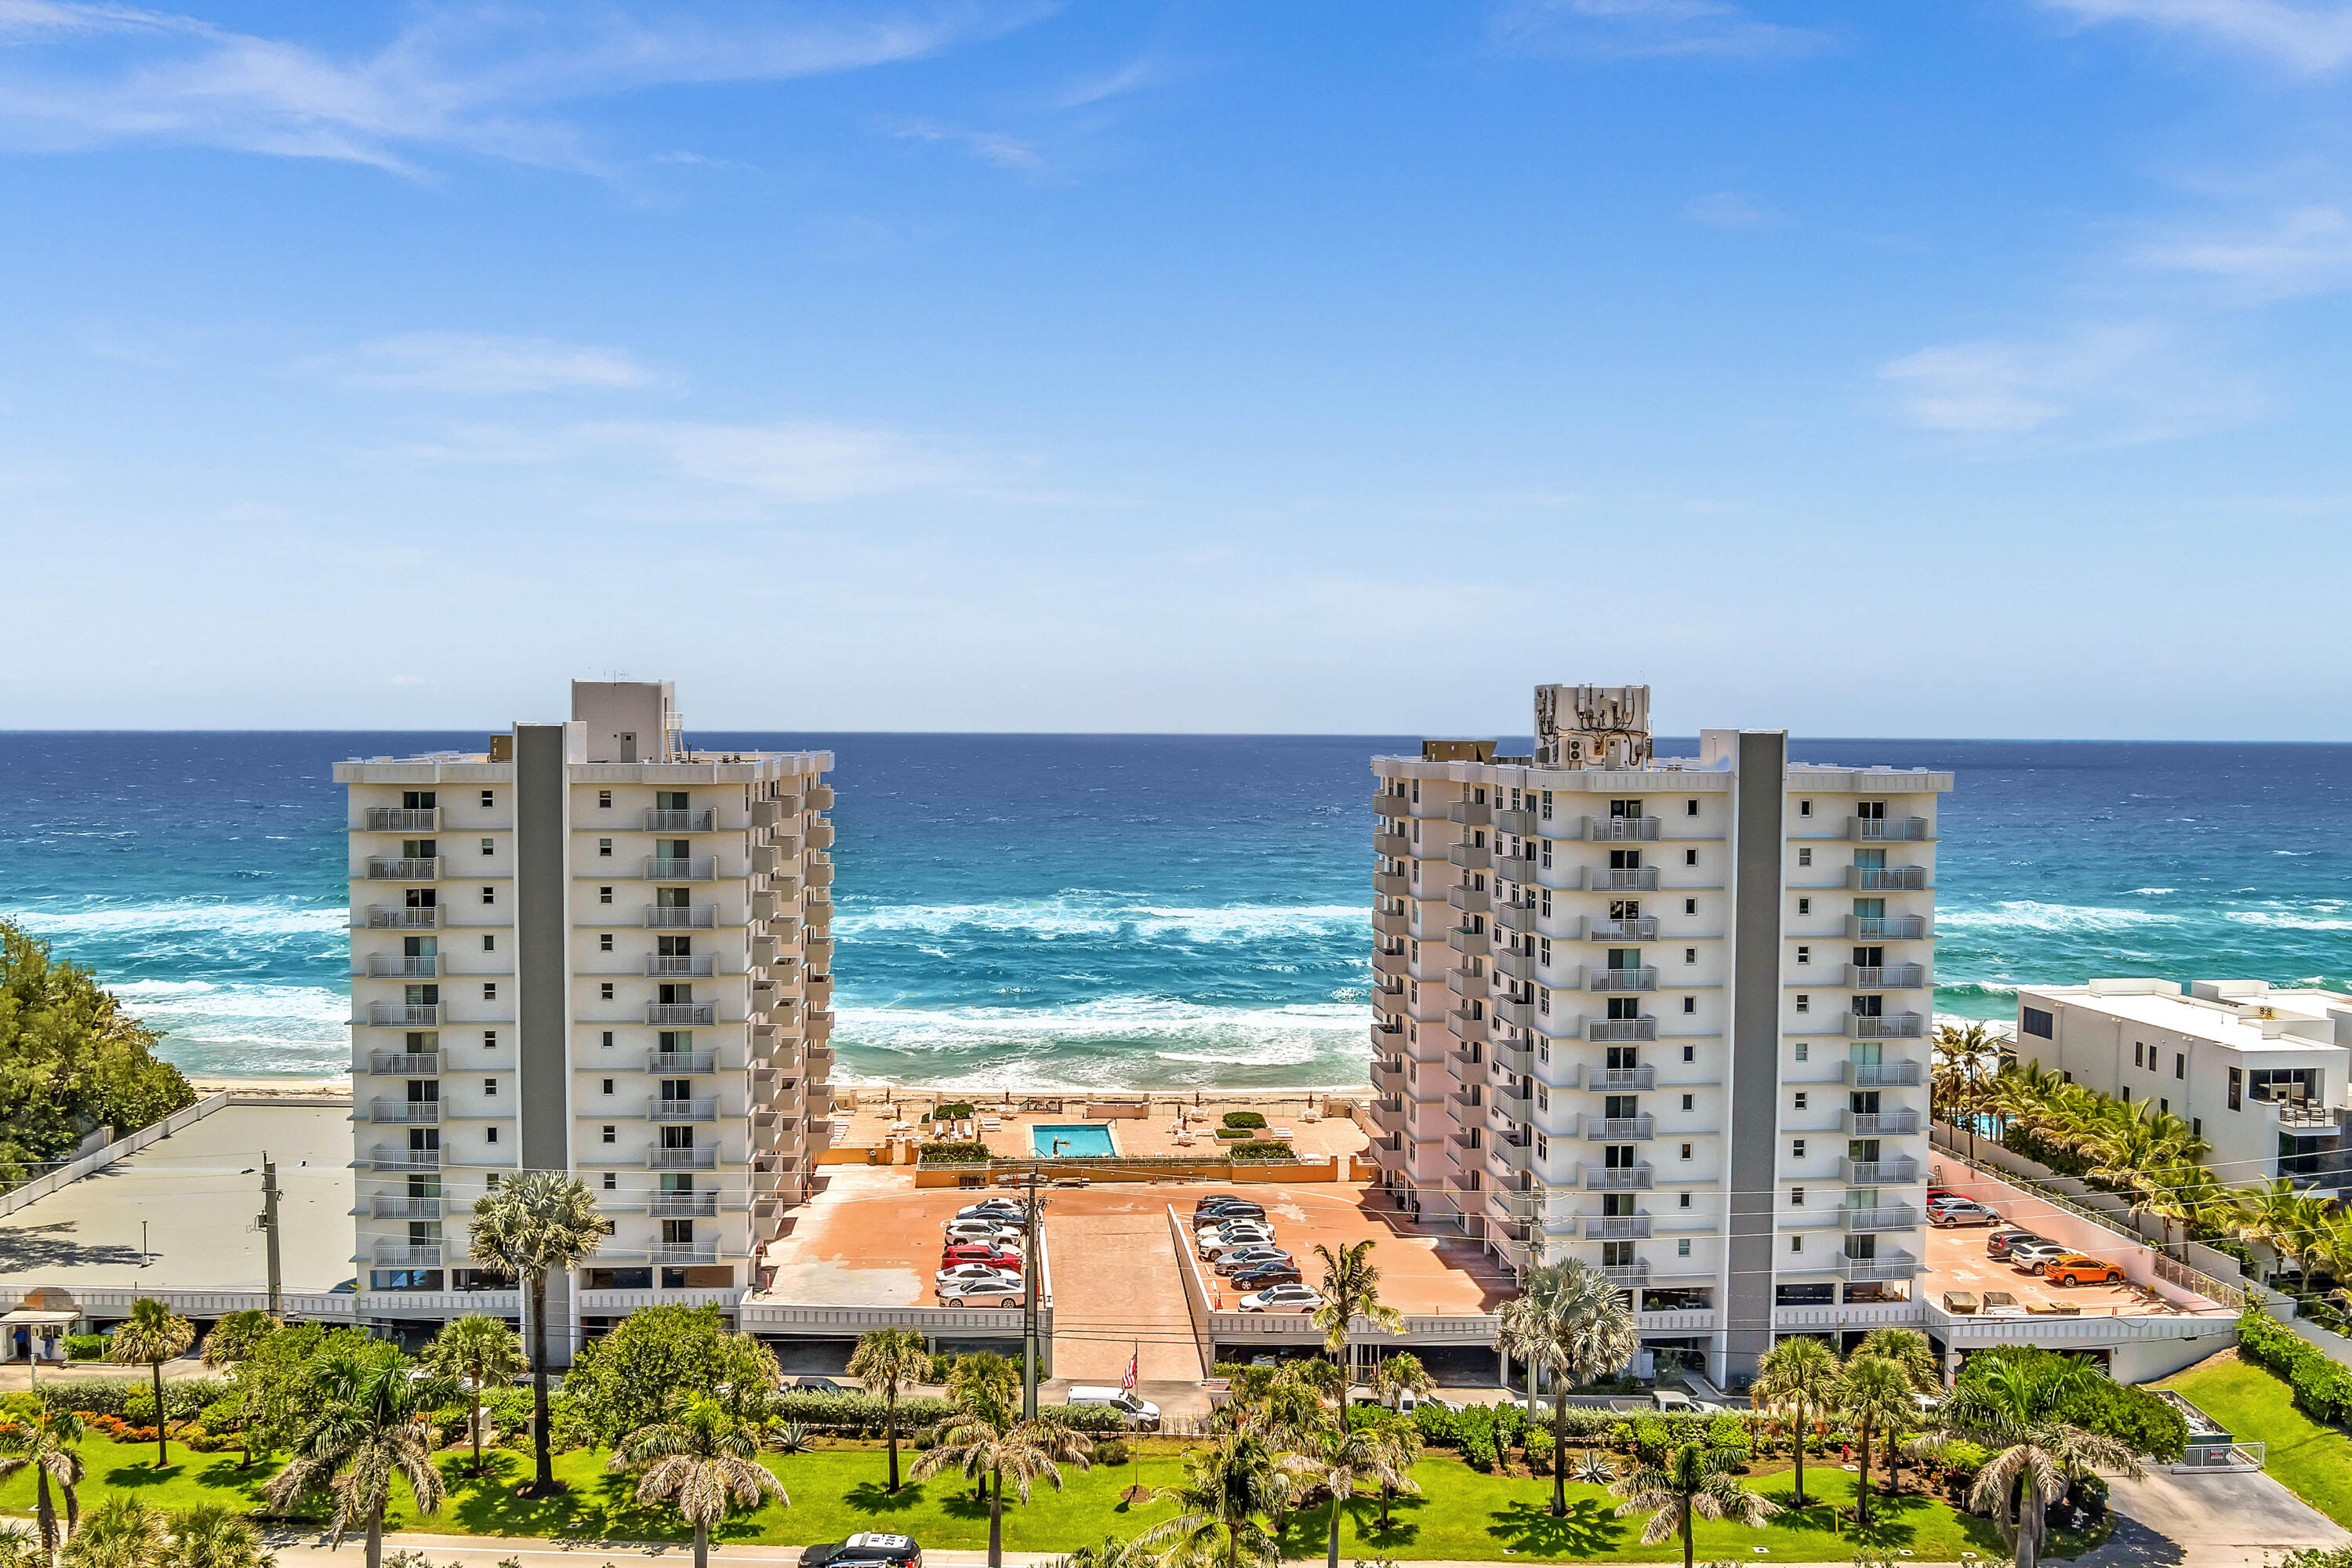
[365,808,440,831]
[366,955,437,978]
[645,808,717,832]
[1602,1261,1651,1286]
[1447,926,1490,957]
[648,1147,720,1170]
[1842,1059,1923,1088]
[1491,902,1535,935]
[1586,1065,1656,1091]
[1490,1137,1535,1174]
[1847,914,1928,941]
[644,905,717,929]
[1592,868,1661,892]
[1837,1250,1919,1282]
[370,1145,441,1171]
[365,906,438,929]
[1846,866,1929,891]
[652,1243,722,1264]
[370,1100,441,1124]
[1491,948,1537,982]
[1447,801,1492,827]
[1374,831,1410,858]
[1490,1041,1534,1076]
[1586,916,1658,942]
[1586,1115,1655,1141]
[647,1003,717,1026]
[648,1050,718,1074]
[1587,1018,1657,1043]
[368,1051,442,1075]
[1583,1163,1654,1190]
[1488,1188,1541,1221]
[1842,1204,1920,1232]
[1371,910,1410,938]
[1842,1109,1921,1137]
[1846,964,1926,990]
[1490,997,1537,1029]
[1369,1100,1407,1135]
[1445,1010,1487,1047]
[367,1003,440,1027]
[1490,1085,1531,1120]
[1371,791,1409,818]
[370,1196,443,1219]
[1586,966,1657,993]
[1448,885,1491,915]
[1586,816,1661,841]
[1846,1011,1926,1040]
[1446,966,1488,1002]
[645,955,717,978]
[645,857,717,881]
[1494,808,1537,836]
[365,857,442,880]
[1584,1215,1653,1240]
[649,1097,720,1122]
[1448,844,1493,871]
[1372,873,1410,898]
[1848,816,1931,841]
[1839,1156,1918,1184]
[648,1192,720,1218]
[373,1243,444,1268]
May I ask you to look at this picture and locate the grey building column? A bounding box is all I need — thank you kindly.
[513,724,576,1363]
[1721,730,1788,1385]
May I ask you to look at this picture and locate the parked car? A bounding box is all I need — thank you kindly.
[942,1219,1025,1243]
[1237,1283,1323,1313]
[1192,1192,1247,1212]
[1211,1246,1292,1276]
[789,1376,855,1395]
[1928,1200,2002,1228]
[941,1243,1023,1271]
[1196,1219,1276,1245]
[936,1262,1021,1288]
[800,1534,922,1568]
[2046,1252,2126,1287]
[1065,1387,1161,1429]
[2007,1239,2072,1273]
[1986,1229,2045,1261]
[1193,1203,1266,1227]
[1200,1231,1279,1259]
[1229,1262,1305,1291]
[956,1200,1029,1222]
[938,1276,1026,1308]
[1926,1187,1958,1206]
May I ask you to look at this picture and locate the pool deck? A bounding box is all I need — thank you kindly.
[831,1091,1372,1162]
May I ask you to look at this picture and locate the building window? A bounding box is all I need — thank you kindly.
[600,982,615,1000]
[601,1031,614,1047]
[1797,898,1810,916]
[1680,1142,1693,1160]
[1798,847,1813,867]
[1795,995,1810,1014]
[1796,946,1810,964]
[1790,1233,1803,1252]
[481,837,494,856]
[598,789,612,808]
[1684,898,1697,916]
[1686,799,1699,816]
[2193,1117,2202,1138]
[482,983,495,1000]
[1791,1187,1806,1207]
[600,886,614,904]
[1794,1042,1808,1062]
[602,1172,617,1190]
[1677,1237,1691,1257]
[2023,1007,2054,1039]
[1683,1044,1696,1062]
[1684,948,1697,964]
[2160,1098,2169,1113]
[481,790,493,808]
[601,933,615,951]
[2134,1042,2143,1068]
[484,1030,497,1048]
[602,1079,615,1095]
[1792,1138,1806,1158]
[481,887,495,905]
[1798,800,1812,817]
[1538,989,1551,1014]
[1682,996,1696,1014]
[484,1078,497,1095]
[2176,1053,2186,1080]
[2122,1085,2131,1102]
[486,1126,499,1144]
[2229,1067,2241,1109]
[603,1125,617,1144]
[1685,848,1697,866]
[1679,1192,1692,1208]
[1539,938,1551,966]
[598,838,614,858]
[482,935,495,951]
[1681,1094,1693,1111]
[1794,1091,1808,1110]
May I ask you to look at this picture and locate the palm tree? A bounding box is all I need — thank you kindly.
[0,1409,85,1563]
[1370,1353,1433,1411]
[59,1495,160,1568]
[419,1314,527,1476]
[1279,1420,1411,1568]
[1748,1335,1838,1507]
[1308,1240,1405,1385]
[608,1397,787,1568]
[1837,1354,1918,1526]
[198,1310,275,1372]
[1609,1441,1780,1568]
[1494,1258,1639,1517]
[109,1298,195,1468]
[849,1327,931,1494]
[1356,1406,1422,1532]
[1915,1354,2143,1568]
[913,1370,1093,1568]
[1138,1429,1283,1568]
[1852,1328,1938,1497]
[160,1505,274,1568]
[263,1348,448,1568]
[0,1523,38,1568]
[2228,1178,2319,1282]
[1931,1021,1998,1152]
[1051,1536,1152,1568]
[467,1169,605,1494]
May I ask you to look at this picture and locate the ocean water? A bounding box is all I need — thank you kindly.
[0,733,2347,1088]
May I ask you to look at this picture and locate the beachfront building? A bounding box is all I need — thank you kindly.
[1368,684,1951,1381]
[2013,978,2352,1189]
[339,681,836,1356]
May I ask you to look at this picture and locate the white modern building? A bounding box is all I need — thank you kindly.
[339,681,836,1353]
[2014,978,2352,1189]
[1368,684,1951,1381]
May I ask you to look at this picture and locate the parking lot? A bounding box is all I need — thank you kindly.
[1923,1222,2234,1319]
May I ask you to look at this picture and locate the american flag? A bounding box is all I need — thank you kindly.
[1121,1349,1138,1393]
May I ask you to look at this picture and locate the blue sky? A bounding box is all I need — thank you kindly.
[3,1,2350,737]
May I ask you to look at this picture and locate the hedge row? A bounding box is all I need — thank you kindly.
[765,1389,1131,1436]
[918,1142,995,1163]
[2241,1306,2352,1424]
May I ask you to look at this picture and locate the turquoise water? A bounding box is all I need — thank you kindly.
[1029,1123,1119,1158]
[0,733,2347,1088]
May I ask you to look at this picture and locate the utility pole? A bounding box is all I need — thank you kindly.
[261,1157,283,1318]
[1022,1163,1040,1421]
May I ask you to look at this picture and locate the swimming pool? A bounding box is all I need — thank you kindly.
[1030,1123,1116,1158]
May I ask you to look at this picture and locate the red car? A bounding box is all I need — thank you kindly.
[941,1243,1022,1272]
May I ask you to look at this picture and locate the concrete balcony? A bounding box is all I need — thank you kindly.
[1370,1099,1408,1136]
[1602,1261,1651,1286]
[652,1243,721,1264]
[1445,1010,1487,1045]
[370,1100,440,1125]
[1447,926,1491,958]
[806,785,836,809]
[1494,808,1537,836]
[1846,914,1929,942]
[1488,1188,1540,1223]
[366,955,437,978]
[1587,1018,1657,1043]
[645,857,718,881]
[1585,966,1657,993]
[1448,885,1491,916]
[373,1243,443,1268]
[1490,1137,1535,1174]
[1490,1084,1531,1120]
[1846,1011,1925,1040]
[370,1196,442,1219]
[1446,967,1488,1002]
[644,905,717,929]
[1587,917,1657,942]
[1492,900,1541,936]
[1490,1040,1534,1076]
[645,808,717,832]
[1370,1021,1405,1054]
[1586,1115,1654,1141]
[1447,801,1492,827]
[1592,868,1660,892]
[1585,1065,1656,1092]
[367,1003,440,1027]
[1841,1059,1923,1088]
[1371,791,1409,818]
[1491,947,1537,982]
[1842,1109,1921,1137]
[368,1051,442,1075]
[1846,866,1930,891]
[1584,1215,1653,1240]
[1370,1058,1406,1096]
[648,1147,720,1170]
[365,857,442,880]
[1372,911,1410,938]
[647,955,717,978]
[1583,1163,1654,1190]
[1839,1156,1919,1184]
[648,1003,717,1026]
[1841,1204,1920,1232]
[1374,831,1411,857]
[1373,873,1410,898]
[1448,844,1493,872]
[370,1145,441,1171]
[647,1050,719,1073]
[1848,816,1932,841]
[364,808,440,832]
[1837,1250,1919,1282]
[365,906,438,929]
[1846,964,1926,990]
[1490,996,1537,1029]
[1585,816,1661,841]
[1446,1169,1483,1194]
[648,1192,720,1219]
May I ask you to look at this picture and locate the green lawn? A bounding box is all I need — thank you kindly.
[2,1434,2009,1561]
[2161,1352,2352,1530]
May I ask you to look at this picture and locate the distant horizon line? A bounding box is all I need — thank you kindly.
[2,728,2349,746]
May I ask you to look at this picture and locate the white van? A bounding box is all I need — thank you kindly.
[1064,1387,1161,1430]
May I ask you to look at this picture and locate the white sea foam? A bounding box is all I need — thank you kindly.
[832,996,1370,1089]
[9,902,344,940]
[2223,909,2352,932]
[1936,901,2183,934]
[833,901,1367,942]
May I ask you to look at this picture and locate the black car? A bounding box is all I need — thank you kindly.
[802,1535,922,1568]
[1194,1200,1265,1225]
[1986,1229,2045,1261]
[1229,1262,1304,1290]
[1192,1192,1246,1213]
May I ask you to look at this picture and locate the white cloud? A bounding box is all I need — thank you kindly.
[2039,0,2352,74]
[403,417,991,502]
[388,673,425,686]
[2134,205,2352,297]
[885,115,1041,170]
[1877,323,2267,445]
[0,2,1044,172]
[1056,55,1167,108]
[325,333,658,394]
[1490,0,1827,60]
[1682,191,1783,227]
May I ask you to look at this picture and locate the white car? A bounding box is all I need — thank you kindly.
[1196,1221,1276,1247]
[1211,1247,1291,1276]
[942,1219,1025,1243]
[1200,1231,1277,1259]
[957,1200,1029,1221]
[935,1262,1021,1288]
[1237,1283,1322,1313]
[940,1276,1027,1308]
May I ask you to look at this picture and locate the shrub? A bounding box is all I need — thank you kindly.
[1092,1438,1131,1465]
[64,1334,109,1361]
[1454,1405,1501,1470]
[1705,1410,1751,1461]
[1413,1403,1458,1447]
[1214,1128,1250,1141]
[1221,1111,1267,1131]
[918,1142,994,1164]
[1630,1416,1672,1461]
[929,1102,978,1122]
[1955,1347,2188,1461]
[1228,1141,1297,1161]
[1523,1426,1557,1472]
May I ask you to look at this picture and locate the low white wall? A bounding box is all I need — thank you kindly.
[0,1093,230,1218]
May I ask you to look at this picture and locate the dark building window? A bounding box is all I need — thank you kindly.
[2021,1007,2054,1039]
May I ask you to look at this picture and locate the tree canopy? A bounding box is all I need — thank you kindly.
[561,1305,779,1446]
[0,921,194,1177]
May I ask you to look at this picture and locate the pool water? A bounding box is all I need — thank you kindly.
[1030,1123,1116,1158]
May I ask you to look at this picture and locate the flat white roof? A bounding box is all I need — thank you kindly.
[2027,982,2352,1054]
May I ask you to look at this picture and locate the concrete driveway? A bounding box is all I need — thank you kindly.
[2080,1466,2349,1567]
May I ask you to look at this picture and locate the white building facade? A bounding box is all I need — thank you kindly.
[1368,684,1950,1381]
[339,681,836,1353]
[2013,978,2352,1189]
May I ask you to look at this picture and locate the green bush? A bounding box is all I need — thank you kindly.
[1213,1127,1250,1141]
[1221,1111,1267,1130]
[64,1334,109,1361]
[1228,1141,1297,1161]
[1413,1403,1457,1446]
[1092,1438,1131,1465]
[41,1378,142,1417]
[1954,1348,2187,1460]
[929,1103,978,1122]
[1523,1426,1557,1472]
[2237,1308,2352,1426]
[918,1142,994,1164]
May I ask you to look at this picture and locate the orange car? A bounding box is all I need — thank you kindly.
[2045,1252,2125,1287]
